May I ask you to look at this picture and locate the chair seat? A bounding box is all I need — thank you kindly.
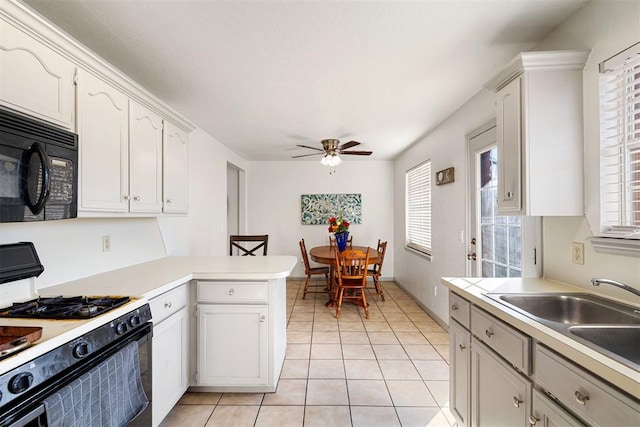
[309,266,330,274]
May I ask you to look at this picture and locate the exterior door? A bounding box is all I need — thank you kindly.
[467,124,540,277]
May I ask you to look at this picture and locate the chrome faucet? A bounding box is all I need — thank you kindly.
[590,278,640,298]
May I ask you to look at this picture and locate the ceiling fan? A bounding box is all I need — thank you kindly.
[291,139,372,167]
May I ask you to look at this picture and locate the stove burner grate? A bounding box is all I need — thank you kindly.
[0,296,131,319]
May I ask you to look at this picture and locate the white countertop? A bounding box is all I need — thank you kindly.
[0,255,297,375]
[441,276,640,400]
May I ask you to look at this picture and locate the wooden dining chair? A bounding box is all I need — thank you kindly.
[299,239,330,299]
[367,240,387,301]
[229,235,269,256]
[329,234,353,249]
[334,248,370,319]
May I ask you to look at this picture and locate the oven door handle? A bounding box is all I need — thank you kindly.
[22,141,51,215]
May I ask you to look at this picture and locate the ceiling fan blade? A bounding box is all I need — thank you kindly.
[338,140,360,150]
[341,150,373,156]
[296,144,324,151]
[291,152,324,158]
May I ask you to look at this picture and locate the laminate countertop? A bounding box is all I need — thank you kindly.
[441,276,640,400]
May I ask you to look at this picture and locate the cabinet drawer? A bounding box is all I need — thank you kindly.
[470,306,531,374]
[535,345,640,426]
[197,281,268,303]
[150,284,187,324]
[450,292,471,328]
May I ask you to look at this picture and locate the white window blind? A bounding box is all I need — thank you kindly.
[599,42,640,230]
[405,160,431,255]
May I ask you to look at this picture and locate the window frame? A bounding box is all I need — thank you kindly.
[405,159,432,258]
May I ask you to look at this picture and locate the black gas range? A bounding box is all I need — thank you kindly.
[0,295,132,320]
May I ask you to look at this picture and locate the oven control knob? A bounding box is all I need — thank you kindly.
[9,373,33,394]
[115,321,128,335]
[129,315,141,327]
[73,342,90,359]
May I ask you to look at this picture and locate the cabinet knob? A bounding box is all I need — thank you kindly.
[166,199,173,204]
[506,191,514,199]
[458,344,466,352]
[124,195,131,201]
[528,414,540,426]
[451,304,458,311]
[133,196,141,201]
[165,301,172,309]
[228,288,235,296]
[512,396,523,408]
[574,390,589,405]
[260,315,266,322]
[485,329,494,338]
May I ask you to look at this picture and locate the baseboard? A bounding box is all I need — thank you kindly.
[392,280,448,331]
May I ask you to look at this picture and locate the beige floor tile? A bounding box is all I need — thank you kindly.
[388,321,420,333]
[178,392,221,405]
[306,379,349,405]
[403,344,443,360]
[344,359,383,380]
[363,321,392,332]
[425,380,450,407]
[159,405,214,427]
[387,380,437,406]
[395,407,451,427]
[254,405,304,427]
[310,343,343,359]
[313,321,339,331]
[351,406,400,427]
[291,305,315,313]
[218,393,264,405]
[434,344,450,361]
[286,343,311,359]
[303,405,352,427]
[308,359,345,379]
[312,330,341,343]
[347,379,393,406]
[367,331,400,345]
[287,331,312,344]
[279,357,307,377]
[340,330,370,344]
[423,332,450,345]
[442,407,457,425]
[205,405,259,427]
[338,320,365,331]
[287,321,313,332]
[372,344,409,360]
[395,332,429,345]
[413,360,450,381]
[289,312,314,322]
[415,321,446,334]
[262,379,307,405]
[378,360,421,380]
[342,344,376,360]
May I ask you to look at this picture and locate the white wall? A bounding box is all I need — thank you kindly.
[393,92,496,323]
[246,160,394,278]
[533,0,640,295]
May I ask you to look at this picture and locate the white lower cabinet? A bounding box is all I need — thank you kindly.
[150,284,188,427]
[197,304,268,387]
[471,337,532,426]
[450,319,471,427]
[530,389,585,427]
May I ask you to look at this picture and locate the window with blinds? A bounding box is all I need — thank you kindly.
[405,160,431,255]
[599,42,640,232]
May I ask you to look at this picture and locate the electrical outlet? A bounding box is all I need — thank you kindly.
[102,235,111,252]
[571,242,584,265]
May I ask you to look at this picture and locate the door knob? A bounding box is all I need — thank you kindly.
[467,253,476,261]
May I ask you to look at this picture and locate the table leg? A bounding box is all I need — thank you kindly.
[325,265,336,307]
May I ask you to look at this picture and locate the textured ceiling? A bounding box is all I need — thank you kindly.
[23,0,588,161]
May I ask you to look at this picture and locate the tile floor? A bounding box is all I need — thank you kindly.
[160,279,454,427]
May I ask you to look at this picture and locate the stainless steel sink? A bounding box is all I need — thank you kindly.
[485,292,640,371]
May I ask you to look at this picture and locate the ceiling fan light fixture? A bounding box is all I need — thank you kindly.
[321,153,342,167]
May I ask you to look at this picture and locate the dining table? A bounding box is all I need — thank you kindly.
[309,245,381,307]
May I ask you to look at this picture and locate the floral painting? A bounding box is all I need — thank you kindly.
[301,194,362,225]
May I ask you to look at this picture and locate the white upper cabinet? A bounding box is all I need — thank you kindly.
[486,50,589,216]
[163,122,189,213]
[0,16,75,129]
[77,69,129,212]
[129,100,163,213]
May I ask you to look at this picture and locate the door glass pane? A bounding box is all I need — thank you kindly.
[478,146,522,278]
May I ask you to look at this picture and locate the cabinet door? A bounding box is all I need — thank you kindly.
[163,122,188,213]
[450,319,471,427]
[530,389,585,427]
[496,77,522,214]
[77,69,129,212]
[129,100,163,213]
[152,307,188,426]
[471,338,531,427]
[0,18,75,129]
[197,304,268,387]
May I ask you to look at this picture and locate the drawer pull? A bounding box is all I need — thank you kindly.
[164,301,172,309]
[506,191,514,199]
[513,396,523,408]
[528,414,540,426]
[451,303,458,311]
[228,288,235,296]
[459,344,466,352]
[574,390,589,405]
[485,329,494,338]
[260,315,266,322]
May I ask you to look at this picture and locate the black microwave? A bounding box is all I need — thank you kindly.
[0,108,78,222]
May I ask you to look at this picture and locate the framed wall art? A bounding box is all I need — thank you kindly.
[301,194,362,225]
